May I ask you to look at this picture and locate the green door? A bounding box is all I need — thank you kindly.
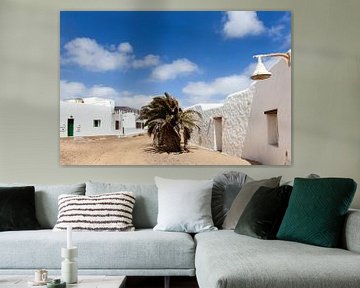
[67,119,74,137]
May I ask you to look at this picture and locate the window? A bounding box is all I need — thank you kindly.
[264,109,279,146]
[93,119,101,127]
[115,120,120,130]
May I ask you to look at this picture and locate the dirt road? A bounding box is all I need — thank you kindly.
[60,134,251,166]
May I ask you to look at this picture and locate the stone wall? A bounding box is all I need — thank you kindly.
[189,87,254,158]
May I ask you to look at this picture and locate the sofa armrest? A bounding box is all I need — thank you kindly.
[342,209,360,253]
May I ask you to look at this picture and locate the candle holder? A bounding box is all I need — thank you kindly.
[61,247,78,284]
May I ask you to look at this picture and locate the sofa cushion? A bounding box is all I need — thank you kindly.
[154,177,216,233]
[53,192,136,232]
[212,171,251,228]
[0,229,195,271]
[0,186,40,231]
[86,182,158,229]
[277,178,357,247]
[0,183,85,229]
[195,230,360,288]
[342,209,360,253]
[234,185,292,239]
[222,177,281,229]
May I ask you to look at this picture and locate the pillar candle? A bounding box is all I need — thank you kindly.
[67,225,72,249]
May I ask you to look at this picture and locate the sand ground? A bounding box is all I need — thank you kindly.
[60,134,251,165]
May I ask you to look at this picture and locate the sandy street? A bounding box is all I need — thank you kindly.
[60,134,251,166]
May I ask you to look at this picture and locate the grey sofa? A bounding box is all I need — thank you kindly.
[0,181,360,288]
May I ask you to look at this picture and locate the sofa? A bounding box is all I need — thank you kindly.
[0,179,360,288]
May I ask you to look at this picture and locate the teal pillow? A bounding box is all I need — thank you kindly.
[277,178,357,247]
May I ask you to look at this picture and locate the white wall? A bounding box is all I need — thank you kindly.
[60,102,119,137]
[190,89,254,158]
[242,58,291,164]
[122,113,137,130]
[0,0,359,208]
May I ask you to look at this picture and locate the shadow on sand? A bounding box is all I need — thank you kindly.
[143,145,199,155]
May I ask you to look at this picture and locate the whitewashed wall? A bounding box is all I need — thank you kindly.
[122,112,136,129]
[242,58,291,165]
[60,101,120,137]
[190,57,291,165]
[190,88,254,157]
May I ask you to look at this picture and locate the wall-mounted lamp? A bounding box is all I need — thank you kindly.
[250,52,291,81]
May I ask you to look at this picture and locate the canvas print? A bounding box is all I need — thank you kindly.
[60,11,291,165]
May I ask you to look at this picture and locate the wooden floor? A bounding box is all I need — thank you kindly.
[126,276,199,288]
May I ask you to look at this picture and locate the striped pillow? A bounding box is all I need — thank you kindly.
[53,192,135,231]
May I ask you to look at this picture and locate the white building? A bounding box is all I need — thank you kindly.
[189,55,291,165]
[242,56,291,165]
[60,97,144,138]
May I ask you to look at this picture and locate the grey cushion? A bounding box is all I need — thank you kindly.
[212,171,251,228]
[85,182,158,229]
[0,229,195,271]
[195,230,360,288]
[342,209,360,253]
[154,177,216,233]
[222,177,281,229]
[0,183,85,228]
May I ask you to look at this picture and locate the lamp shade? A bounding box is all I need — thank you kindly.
[251,57,271,80]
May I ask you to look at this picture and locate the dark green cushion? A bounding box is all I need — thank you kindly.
[277,178,357,247]
[0,186,41,231]
[235,185,292,239]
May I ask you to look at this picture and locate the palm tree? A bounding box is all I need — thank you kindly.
[139,92,201,152]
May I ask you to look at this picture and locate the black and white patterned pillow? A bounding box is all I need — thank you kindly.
[53,192,136,231]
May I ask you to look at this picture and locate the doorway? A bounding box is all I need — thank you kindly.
[213,117,223,152]
[67,118,74,137]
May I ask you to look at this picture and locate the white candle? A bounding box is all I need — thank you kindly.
[67,225,72,249]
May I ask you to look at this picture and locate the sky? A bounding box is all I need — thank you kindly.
[60,11,291,108]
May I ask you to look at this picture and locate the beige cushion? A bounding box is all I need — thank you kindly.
[222,177,281,230]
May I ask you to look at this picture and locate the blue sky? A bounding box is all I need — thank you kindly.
[60,11,291,108]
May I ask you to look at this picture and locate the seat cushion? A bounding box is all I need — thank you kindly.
[0,229,195,270]
[195,230,360,288]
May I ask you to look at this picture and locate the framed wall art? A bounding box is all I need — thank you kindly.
[60,11,291,165]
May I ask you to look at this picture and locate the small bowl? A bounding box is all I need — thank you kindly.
[47,279,66,288]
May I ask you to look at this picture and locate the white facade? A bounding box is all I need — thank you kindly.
[122,113,136,129]
[60,98,144,138]
[189,88,254,158]
[242,57,291,165]
[60,101,120,137]
[189,56,291,165]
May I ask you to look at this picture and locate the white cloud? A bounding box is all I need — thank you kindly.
[281,33,291,50]
[182,58,280,104]
[63,38,132,72]
[268,24,285,40]
[183,74,251,104]
[133,54,160,68]
[223,11,265,38]
[151,58,198,81]
[62,38,164,73]
[87,85,119,98]
[60,80,152,109]
[118,42,133,53]
[60,80,87,99]
[117,92,153,109]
